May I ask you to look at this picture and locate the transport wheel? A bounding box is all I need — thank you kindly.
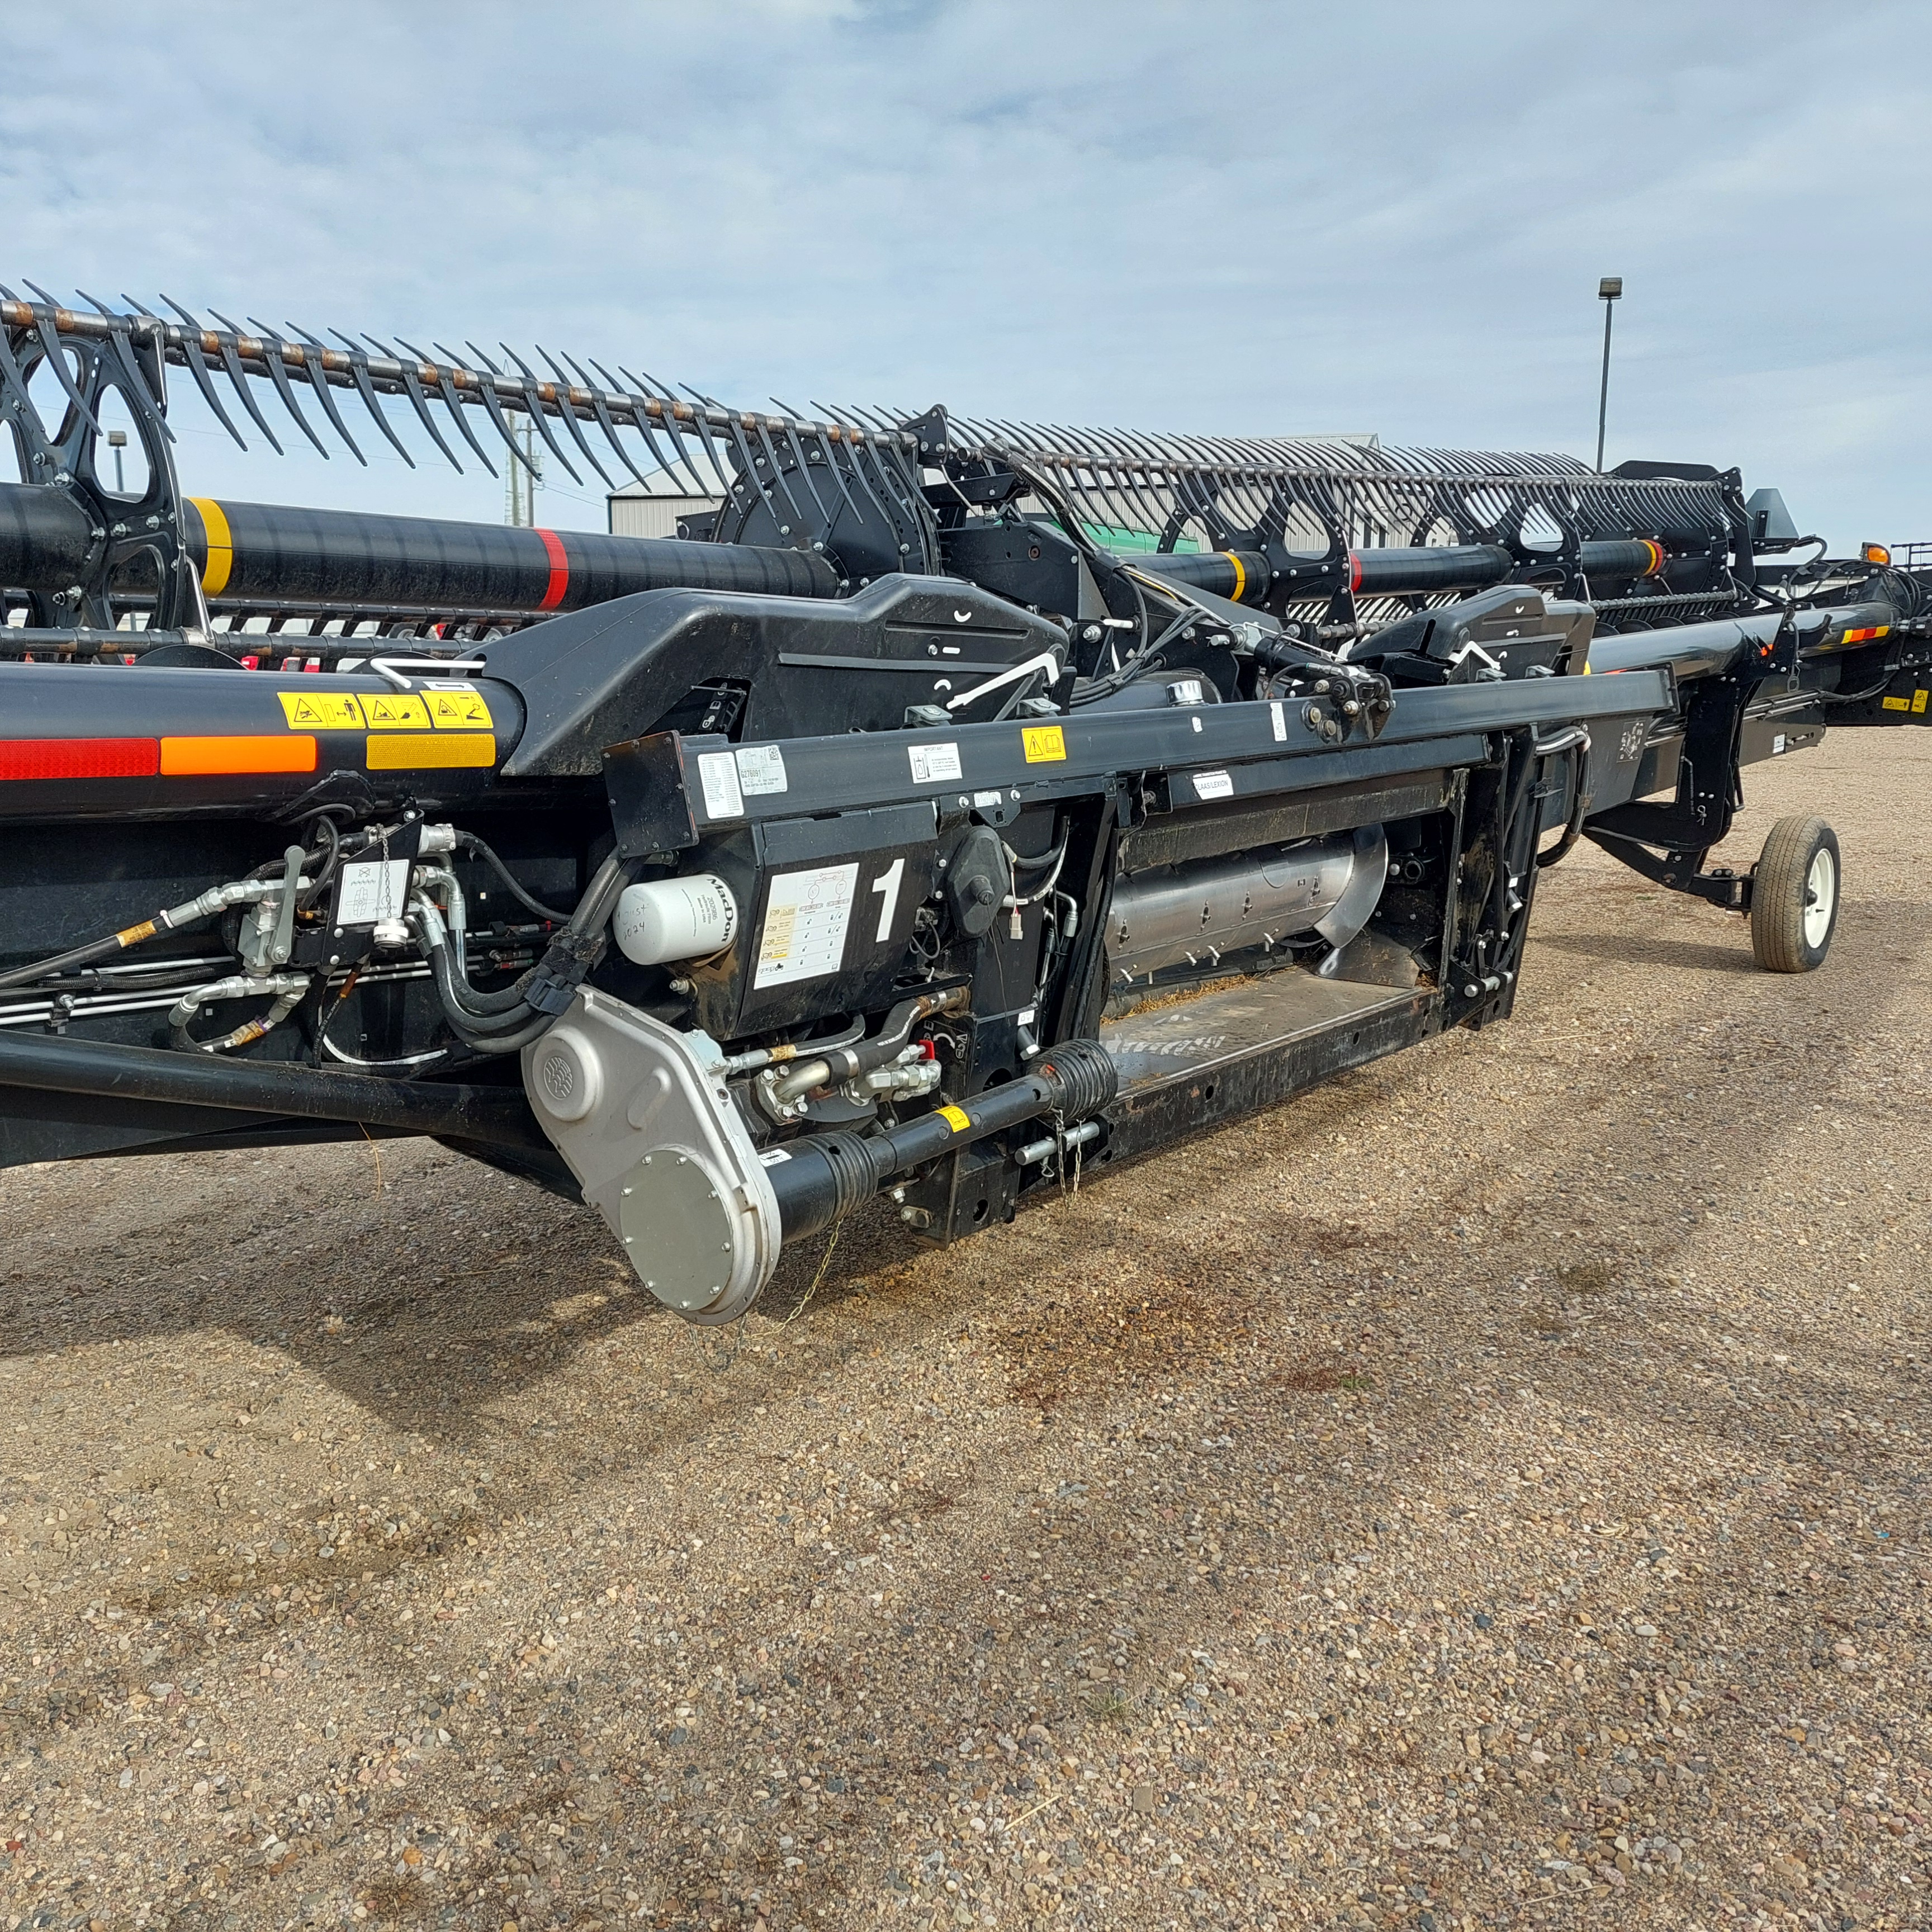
[1750,815,1840,973]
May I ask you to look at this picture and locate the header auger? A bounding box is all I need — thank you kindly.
[0,280,1927,1322]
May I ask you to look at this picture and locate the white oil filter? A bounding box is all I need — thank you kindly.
[612,874,738,966]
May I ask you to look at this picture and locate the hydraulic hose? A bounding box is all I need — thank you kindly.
[456,831,574,925]
[0,876,314,991]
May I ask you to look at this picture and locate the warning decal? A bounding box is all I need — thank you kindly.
[277,691,364,730]
[359,692,433,730]
[752,863,859,989]
[1021,723,1066,764]
[425,689,494,730]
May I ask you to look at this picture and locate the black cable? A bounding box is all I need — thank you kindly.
[297,816,340,912]
[455,831,574,924]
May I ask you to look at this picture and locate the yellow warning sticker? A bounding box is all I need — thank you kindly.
[1916,689,1929,714]
[358,692,433,731]
[1022,723,1066,764]
[277,690,364,730]
[425,688,494,730]
[936,1103,972,1134]
[1883,695,1911,711]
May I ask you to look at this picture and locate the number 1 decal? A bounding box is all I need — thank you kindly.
[870,856,905,943]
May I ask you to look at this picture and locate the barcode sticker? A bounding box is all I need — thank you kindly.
[735,743,788,795]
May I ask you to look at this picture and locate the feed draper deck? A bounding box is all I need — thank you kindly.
[0,287,1926,1320]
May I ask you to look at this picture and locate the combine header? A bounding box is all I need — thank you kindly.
[0,285,1925,1319]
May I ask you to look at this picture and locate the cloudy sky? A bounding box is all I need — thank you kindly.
[6,1,1928,547]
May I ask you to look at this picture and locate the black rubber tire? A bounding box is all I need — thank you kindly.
[1750,815,1840,973]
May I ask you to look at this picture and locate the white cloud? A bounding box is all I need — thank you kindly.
[3,0,1926,544]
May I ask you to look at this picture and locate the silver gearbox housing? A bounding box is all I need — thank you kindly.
[521,989,783,1324]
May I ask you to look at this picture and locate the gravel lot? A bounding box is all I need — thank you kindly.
[2,728,1928,1932]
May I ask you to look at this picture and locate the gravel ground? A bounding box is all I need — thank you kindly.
[2,728,1929,1932]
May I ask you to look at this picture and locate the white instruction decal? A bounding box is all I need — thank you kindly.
[735,742,789,796]
[1772,732,1787,755]
[757,1147,793,1167]
[753,863,859,989]
[697,751,745,821]
[907,741,963,784]
[1270,699,1287,742]
[336,858,411,926]
[1192,769,1235,801]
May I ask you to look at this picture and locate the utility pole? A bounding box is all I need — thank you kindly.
[1595,276,1622,473]
[505,418,542,525]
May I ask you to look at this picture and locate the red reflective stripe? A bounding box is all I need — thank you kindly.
[0,737,160,780]
[1348,551,1363,595]
[535,527,569,610]
[1642,539,1665,577]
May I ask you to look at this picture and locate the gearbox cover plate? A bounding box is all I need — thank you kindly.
[522,989,782,1324]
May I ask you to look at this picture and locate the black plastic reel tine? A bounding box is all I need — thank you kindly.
[74,288,176,445]
[676,386,758,515]
[839,406,922,521]
[149,297,248,452]
[533,346,617,488]
[562,352,654,490]
[324,329,416,469]
[498,344,583,487]
[190,306,282,454]
[401,338,494,475]
[371,335,465,472]
[708,395,788,523]
[1076,423,1165,539]
[1046,422,1128,534]
[741,405,809,531]
[774,397,862,527]
[226,314,328,460]
[765,405,832,529]
[19,282,103,439]
[638,368,721,496]
[612,364,700,491]
[283,322,366,464]
[0,314,42,442]
[449,343,535,477]
[603,362,692,491]
[808,401,893,525]
[1009,420,1107,536]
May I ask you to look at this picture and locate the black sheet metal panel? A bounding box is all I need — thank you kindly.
[686,801,943,1039]
[604,670,1674,847]
[1116,772,1455,874]
[1098,970,1437,1166]
[484,575,1068,779]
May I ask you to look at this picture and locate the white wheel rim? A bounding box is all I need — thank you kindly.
[1803,846,1836,949]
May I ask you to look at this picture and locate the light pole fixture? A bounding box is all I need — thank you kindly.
[107,427,127,495]
[1595,277,1622,473]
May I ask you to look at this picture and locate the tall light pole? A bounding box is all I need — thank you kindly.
[107,428,127,495]
[1594,276,1622,473]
